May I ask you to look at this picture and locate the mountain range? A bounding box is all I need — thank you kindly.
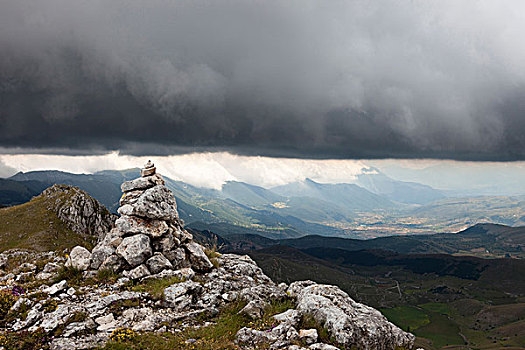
[1,179,524,349]
[2,168,525,239]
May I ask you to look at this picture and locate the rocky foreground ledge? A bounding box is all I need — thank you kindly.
[0,163,415,350]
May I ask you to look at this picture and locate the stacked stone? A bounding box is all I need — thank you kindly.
[84,161,214,280]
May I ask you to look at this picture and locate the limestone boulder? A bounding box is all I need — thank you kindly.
[65,246,92,271]
[184,242,214,272]
[90,244,114,270]
[122,186,178,221]
[116,215,169,238]
[123,264,150,280]
[116,234,152,267]
[99,254,125,271]
[145,253,173,274]
[120,174,165,193]
[163,280,202,309]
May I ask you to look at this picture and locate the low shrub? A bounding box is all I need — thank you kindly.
[0,290,17,320]
[53,266,83,286]
[109,328,138,343]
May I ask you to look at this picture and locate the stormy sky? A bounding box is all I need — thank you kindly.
[1,1,525,160]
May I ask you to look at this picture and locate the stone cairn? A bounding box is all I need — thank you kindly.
[67,161,214,280]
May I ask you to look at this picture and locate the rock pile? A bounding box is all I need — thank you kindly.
[66,161,213,279]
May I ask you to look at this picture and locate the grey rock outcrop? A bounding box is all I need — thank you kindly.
[41,184,115,239]
[287,281,415,350]
[115,234,152,267]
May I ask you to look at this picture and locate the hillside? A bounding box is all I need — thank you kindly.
[223,223,525,259]
[0,185,114,251]
[239,244,525,349]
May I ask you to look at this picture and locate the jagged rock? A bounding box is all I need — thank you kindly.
[239,299,269,319]
[116,215,169,238]
[45,280,68,295]
[10,297,32,313]
[90,244,115,270]
[43,262,61,273]
[99,254,125,271]
[288,281,415,350]
[152,232,180,254]
[123,264,151,280]
[15,262,37,273]
[172,225,193,242]
[13,303,43,331]
[95,313,117,331]
[16,271,34,282]
[184,242,213,272]
[142,267,195,282]
[62,318,96,337]
[66,246,92,270]
[163,280,202,308]
[166,247,189,269]
[41,185,115,239]
[119,189,144,207]
[120,174,165,193]
[146,253,173,274]
[236,327,279,346]
[123,185,178,221]
[35,304,87,332]
[299,329,318,345]
[308,344,340,350]
[273,309,301,327]
[50,334,107,350]
[141,166,156,177]
[116,234,152,267]
[84,291,145,314]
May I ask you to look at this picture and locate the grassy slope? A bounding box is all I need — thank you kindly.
[0,192,96,252]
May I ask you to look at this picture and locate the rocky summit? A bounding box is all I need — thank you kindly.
[0,162,415,350]
[69,161,214,278]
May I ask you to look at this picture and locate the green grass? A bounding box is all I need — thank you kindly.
[418,303,452,315]
[53,266,84,286]
[414,313,464,349]
[127,276,185,299]
[381,305,465,349]
[96,269,121,284]
[380,306,430,332]
[0,193,96,252]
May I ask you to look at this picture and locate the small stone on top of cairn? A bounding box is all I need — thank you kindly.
[141,160,156,177]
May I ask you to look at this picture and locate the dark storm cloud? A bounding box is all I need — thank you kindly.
[1,0,525,160]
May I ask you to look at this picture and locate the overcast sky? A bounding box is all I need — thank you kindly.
[1,0,525,160]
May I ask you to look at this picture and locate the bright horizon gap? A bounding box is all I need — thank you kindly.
[2,151,525,192]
